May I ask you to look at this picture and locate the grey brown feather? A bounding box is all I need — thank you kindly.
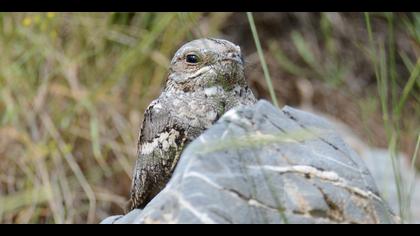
[130,38,256,210]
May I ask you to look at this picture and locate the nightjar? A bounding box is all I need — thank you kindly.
[130,38,256,210]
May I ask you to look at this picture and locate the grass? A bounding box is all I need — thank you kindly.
[247,12,279,107]
[0,12,419,224]
[268,13,347,87]
[0,12,228,223]
[364,12,419,223]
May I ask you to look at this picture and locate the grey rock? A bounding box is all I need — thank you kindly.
[325,115,419,224]
[100,215,123,224]
[361,149,420,223]
[104,100,397,224]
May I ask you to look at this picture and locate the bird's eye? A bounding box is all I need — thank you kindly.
[185,54,200,64]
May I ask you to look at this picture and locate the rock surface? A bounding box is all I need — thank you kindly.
[325,114,420,224]
[102,100,397,224]
[361,149,420,224]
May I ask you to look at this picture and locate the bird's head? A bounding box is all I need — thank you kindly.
[165,38,246,93]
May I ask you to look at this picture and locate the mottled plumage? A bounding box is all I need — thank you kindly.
[130,38,256,210]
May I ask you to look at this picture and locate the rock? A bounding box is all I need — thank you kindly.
[361,149,420,224]
[101,100,397,224]
[100,215,124,224]
[321,113,420,224]
[100,209,142,224]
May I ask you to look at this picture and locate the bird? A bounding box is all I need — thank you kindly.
[129,38,257,210]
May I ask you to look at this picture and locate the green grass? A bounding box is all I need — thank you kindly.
[364,12,419,223]
[268,13,347,87]
[247,12,279,107]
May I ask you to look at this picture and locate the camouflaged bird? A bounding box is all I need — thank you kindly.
[130,38,257,210]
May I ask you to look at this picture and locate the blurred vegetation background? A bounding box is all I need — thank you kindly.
[0,12,418,223]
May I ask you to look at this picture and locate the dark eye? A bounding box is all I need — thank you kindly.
[185,54,200,64]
